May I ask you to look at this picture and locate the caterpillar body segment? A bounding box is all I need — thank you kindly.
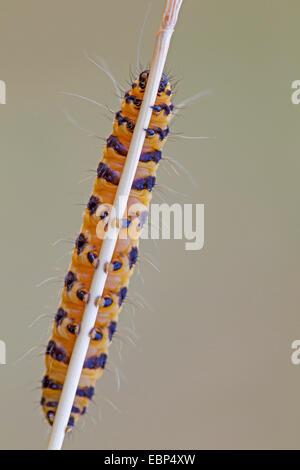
[41,70,173,430]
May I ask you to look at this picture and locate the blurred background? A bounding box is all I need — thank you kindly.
[0,0,299,450]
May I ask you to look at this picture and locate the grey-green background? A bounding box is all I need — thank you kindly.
[0,0,299,450]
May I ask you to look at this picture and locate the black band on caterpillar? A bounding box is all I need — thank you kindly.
[46,341,69,364]
[108,321,117,341]
[75,233,87,254]
[107,134,162,163]
[97,162,119,184]
[87,195,101,215]
[64,271,76,291]
[42,376,63,391]
[83,353,107,370]
[151,103,174,115]
[145,126,169,140]
[55,308,68,327]
[140,150,162,163]
[132,176,156,191]
[97,162,156,192]
[118,287,127,306]
[76,387,95,399]
[106,135,128,156]
[115,111,135,131]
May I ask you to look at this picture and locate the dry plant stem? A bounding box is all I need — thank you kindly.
[47,0,183,451]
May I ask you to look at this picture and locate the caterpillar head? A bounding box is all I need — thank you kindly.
[133,70,171,97]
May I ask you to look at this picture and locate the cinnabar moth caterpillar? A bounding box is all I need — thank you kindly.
[41,70,173,430]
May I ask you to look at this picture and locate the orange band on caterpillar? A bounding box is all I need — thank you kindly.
[41,70,173,430]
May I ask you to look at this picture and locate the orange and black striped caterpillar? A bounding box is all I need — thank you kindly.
[41,70,173,430]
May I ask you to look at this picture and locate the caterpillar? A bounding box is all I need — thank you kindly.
[41,69,173,430]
